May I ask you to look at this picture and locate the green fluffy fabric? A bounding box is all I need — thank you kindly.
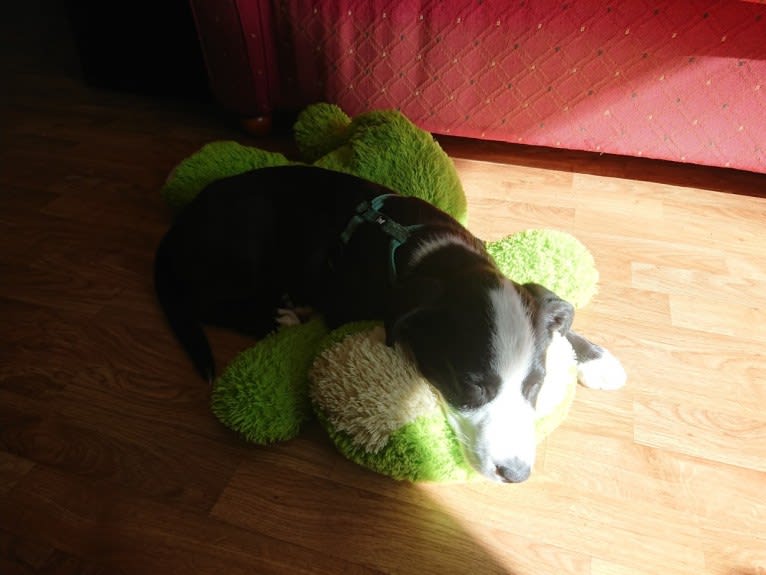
[487,229,599,309]
[161,141,290,209]
[294,103,468,225]
[292,103,352,162]
[211,317,327,443]
[316,408,475,482]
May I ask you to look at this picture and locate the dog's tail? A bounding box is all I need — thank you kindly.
[154,233,215,383]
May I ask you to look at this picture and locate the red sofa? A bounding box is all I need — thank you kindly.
[190,0,766,174]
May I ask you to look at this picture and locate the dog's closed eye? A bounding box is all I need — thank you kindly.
[459,381,487,410]
[457,374,501,410]
[521,365,545,407]
[423,361,500,411]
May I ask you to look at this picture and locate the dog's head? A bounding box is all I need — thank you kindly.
[387,271,573,483]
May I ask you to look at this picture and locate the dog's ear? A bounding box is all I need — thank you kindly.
[523,282,574,336]
[385,276,443,347]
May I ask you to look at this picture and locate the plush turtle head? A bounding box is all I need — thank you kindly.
[487,229,598,309]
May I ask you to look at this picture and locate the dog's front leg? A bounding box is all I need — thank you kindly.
[565,331,627,390]
[275,294,316,328]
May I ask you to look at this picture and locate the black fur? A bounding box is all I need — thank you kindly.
[154,165,480,382]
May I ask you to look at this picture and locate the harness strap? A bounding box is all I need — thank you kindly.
[339,194,425,283]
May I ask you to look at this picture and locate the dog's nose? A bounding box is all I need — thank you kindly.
[495,459,531,483]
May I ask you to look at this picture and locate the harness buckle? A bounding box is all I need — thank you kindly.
[338,194,424,283]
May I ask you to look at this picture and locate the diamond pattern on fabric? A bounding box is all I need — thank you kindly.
[210,0,766,172]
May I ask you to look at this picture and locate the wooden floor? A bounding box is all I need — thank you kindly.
[2,71,765,575]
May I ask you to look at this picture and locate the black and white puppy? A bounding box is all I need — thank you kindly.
[155,165,625,483]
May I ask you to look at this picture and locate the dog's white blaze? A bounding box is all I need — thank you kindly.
[446,280,538,481]
[408,234,482,269]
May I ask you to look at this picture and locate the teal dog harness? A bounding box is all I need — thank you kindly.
[339,194,425,283]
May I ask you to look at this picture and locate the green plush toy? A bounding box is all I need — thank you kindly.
[161,102,598,482]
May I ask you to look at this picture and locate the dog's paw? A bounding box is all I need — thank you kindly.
[577,350,627,390]
[275,306,317,328]
[275,308,302,328]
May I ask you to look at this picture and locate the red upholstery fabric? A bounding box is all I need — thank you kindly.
[191,1,766,173]
[190,0,280,117]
